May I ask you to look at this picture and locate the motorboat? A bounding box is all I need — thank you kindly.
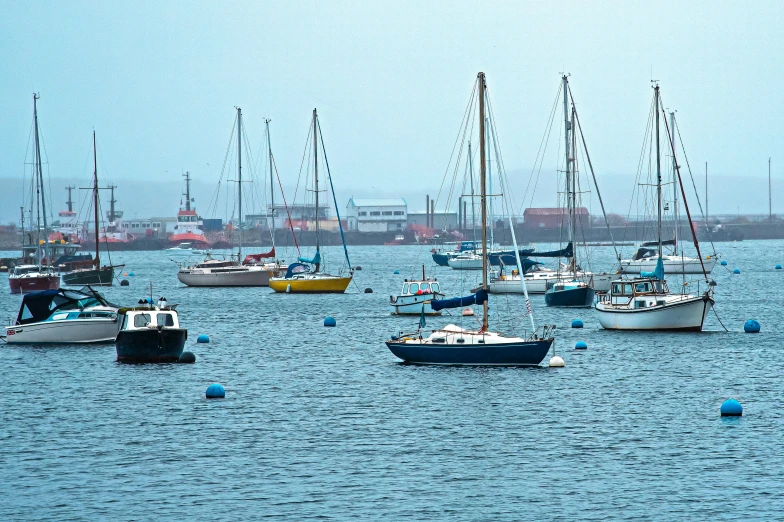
[166,242,194,255]
[116,297,187,362]
[177,257,276,287]
[620,248,717,275]
[447,251,483,270]
[389,278,444,315]
[3,287,119,344]
[544,280,595,308]
[9,265,60,294]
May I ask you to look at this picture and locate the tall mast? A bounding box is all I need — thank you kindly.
[313,109,320,262]
[468,141,476,243]
[266,119,275,232]
[670,111,678,254]
[237,108,243,261]
[66,186,74,212]
[183,172,191,211]
[570,107,577,276]
[92,131,100,267]
[654,85,662,259]
[486,117,494,248]
[33,94,49,268]
[478,72,489,331]
[562,75,573,265]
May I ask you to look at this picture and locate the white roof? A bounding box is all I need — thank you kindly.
[348,198,407,208]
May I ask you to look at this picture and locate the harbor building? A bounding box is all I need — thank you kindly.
[345,198,407,232]
[523,207,590,230]
[407,210,459,230]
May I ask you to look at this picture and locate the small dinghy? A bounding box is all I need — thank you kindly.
[116,297,187,363]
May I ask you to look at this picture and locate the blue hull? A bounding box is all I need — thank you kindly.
[544,286,595,308]
[432,253,450,266]
[384,339,553,366]
[116,329,187,363]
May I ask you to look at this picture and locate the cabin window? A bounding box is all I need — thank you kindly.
[612,283,622,294]
[409,283,419,293]
[623,284,633,295]
[432,282,439,293]
[50,313,69,321]
[157,313,175,327]
[635,301,647,309]
[432,337,446,343]
[122,315,130,329]
[402,283,409,294]
[456,338,465,343]
[656,300,665,306]
[635,283,650,293]
[133,314,152,327]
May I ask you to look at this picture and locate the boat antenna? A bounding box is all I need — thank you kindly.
[654,83,662,262]
[478,72,489,332]
[93,131,100,268]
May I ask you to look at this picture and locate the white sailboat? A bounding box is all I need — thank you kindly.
[596,83,714,331]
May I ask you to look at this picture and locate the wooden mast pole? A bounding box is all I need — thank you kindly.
[478,72,488,332]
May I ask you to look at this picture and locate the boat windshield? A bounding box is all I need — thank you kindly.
[432,282,439,293]
[133,314,152,327]
[409,283,419,293]
[402,283,409,294]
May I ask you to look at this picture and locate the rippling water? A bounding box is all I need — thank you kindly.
[1,242,782,520]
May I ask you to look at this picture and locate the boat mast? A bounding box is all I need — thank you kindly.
[236,108,244,261]
[562,75,574,274]
[92,131,100,267]
[705,162,708,225]
[33,94,48,268]
[486,117,494,249]
[266,119,275,235]
[570,107,578,276]
[654,85,662,260]
[670,111,678,255]
[183,172,191,211]
[313,108,320,271]
[66,186,74,212]
[108,184,117,222]
[468,141,477,244]
[478,72,489,332]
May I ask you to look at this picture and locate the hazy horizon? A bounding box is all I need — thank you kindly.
[2,1,781,225]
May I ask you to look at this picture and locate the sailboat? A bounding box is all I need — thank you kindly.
[385,73,555,365]
[269,109,353,293]
[9,94,61,294]
[596,84,714,331]
[177,108,278,287]
[62,131,123,286]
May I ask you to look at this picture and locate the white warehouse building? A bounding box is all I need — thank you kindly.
[345,198,407,232]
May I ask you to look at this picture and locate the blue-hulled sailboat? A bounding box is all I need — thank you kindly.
[385,72,555,366]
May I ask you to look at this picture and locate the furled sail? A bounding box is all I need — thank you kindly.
[641,239,676,247]
[242,247,275,265]
[531,242,573,258]
[640,257,665,280]
[430,289,488,311]
[298,251,322,265]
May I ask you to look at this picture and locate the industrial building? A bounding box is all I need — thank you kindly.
[523,207,590,230]
[345,198,407,232]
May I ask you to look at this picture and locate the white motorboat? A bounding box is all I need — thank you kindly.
[595,277,713,331]
[389,279,444,315]
[620,252,717,275]
[177,258,277,287]
[3,287,120,344]
[166,242,194,255]
[447,252,483,270]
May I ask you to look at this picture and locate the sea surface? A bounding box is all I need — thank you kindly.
[0,241,781,520]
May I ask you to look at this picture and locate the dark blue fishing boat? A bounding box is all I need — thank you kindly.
[544,280,595,307]
[386,72,555,366]
[115,298,187,363]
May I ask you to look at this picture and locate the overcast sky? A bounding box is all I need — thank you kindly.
[1,1,781,224]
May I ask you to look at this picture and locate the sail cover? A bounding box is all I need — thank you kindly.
[431,289,488,311]
[488,249,536,266]
[641,239,676,247]
[531,242,573,258]
[641,257,665,280]
[15,288,109,325]
[242,247,275,265]
[298,251,322,265]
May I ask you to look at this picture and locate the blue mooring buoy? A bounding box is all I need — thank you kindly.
[205,383,225,399]
[178,351,196,363]
[720,398,742,417]
[128,271,135,276]
[720,260,728,266]
[393,270,400,274]
[733,268,740,274]
[776,264,782,270]
[743,319,760,333]
[324,316,337,327]
[575,341,588,350]
[571,319,584,329]
[197,334,210,343]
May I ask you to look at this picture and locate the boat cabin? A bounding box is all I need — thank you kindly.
[549,280,588,292]
[120,309,180,330]
[400,280,440,296]
[608,278,670,308]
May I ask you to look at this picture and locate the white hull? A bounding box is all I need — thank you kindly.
[596,294,712,331]
[177,267,271,287]
[620,256,716,275]
[389,294,442,315]
[447,257,483,270]
[4,318,119,344]
[489,271,619,294]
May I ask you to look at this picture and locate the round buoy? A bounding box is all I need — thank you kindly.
[776,264,782,270]
[720,398,742,417]
[205,383,225,399]
[571,319,584,328]
[733,268,740,274]
[364,288,373,293]
[743,319,760,333]
[393,270,400,274]
[355,266,363,271]
[324,316,337,327]
[120,279,130,286]
[549,355,565,367]
[197,334,210,343]
[575,341,587,350]
[178,351,196,363]
[720,260,728,266]
[123,272,128,276]
[462,307,474,316]
[128,271,135,276]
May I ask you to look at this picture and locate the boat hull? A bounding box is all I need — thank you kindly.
[389,295,442,315]
[385,339,553,366]
[9,274,60,294]
[447,257,483,270]
[620,257,717,275]
[177,267,271,287]
[595,294,713,331]
[545,286,595,307]
[432,253,450,266]
[61,266,117,286]
[269,276,352,293]
[4,318,119,344]
[490,272,619,294]
[115,328,187,362]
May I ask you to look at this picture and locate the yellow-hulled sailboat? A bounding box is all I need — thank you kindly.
[269,108,353,294]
